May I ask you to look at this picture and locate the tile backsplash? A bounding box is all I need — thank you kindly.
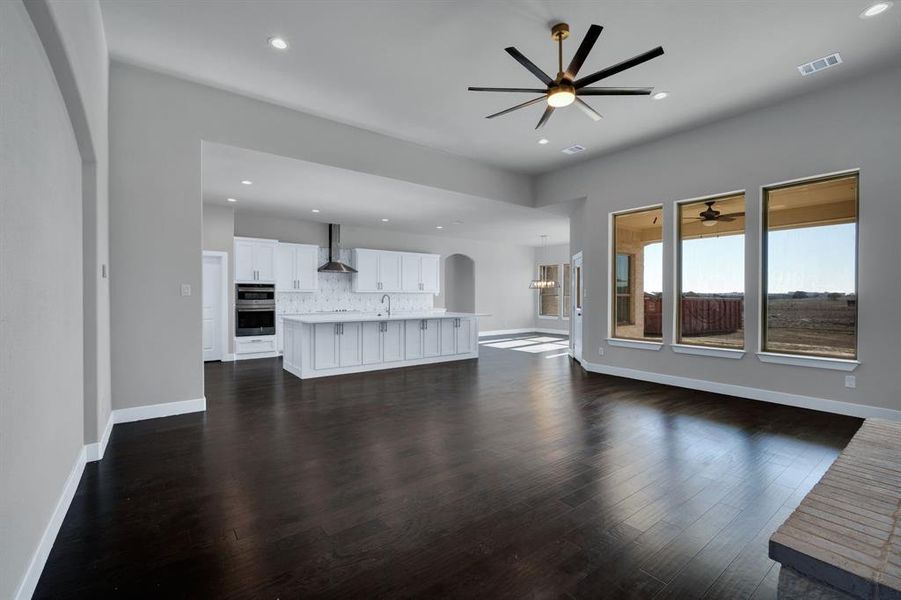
[276,248,435,315]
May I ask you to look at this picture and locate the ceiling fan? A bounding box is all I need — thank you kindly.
[692,201,745,227]
[468,23,664,129]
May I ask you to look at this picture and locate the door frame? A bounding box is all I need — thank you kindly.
[571,251,584,363]
[202,250,229,361]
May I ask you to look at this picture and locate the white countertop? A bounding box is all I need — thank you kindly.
[283,311,488,324]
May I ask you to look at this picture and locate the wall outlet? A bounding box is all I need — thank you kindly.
[181,283,192,297]
[844,375,856,389]
[598,346,605,356]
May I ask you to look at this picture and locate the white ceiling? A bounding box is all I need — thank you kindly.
[101,1,901,174]
[202,142,569,246]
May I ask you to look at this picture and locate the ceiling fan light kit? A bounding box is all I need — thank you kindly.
[469,22,664,129]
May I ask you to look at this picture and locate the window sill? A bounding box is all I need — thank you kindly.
[538,315,561,320]
[672,344,745,359]
[607,338,664,351]
[756,352,859,372]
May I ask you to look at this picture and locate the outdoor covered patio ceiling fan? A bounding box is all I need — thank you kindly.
[468,23,664,129]
[692,201,745,227]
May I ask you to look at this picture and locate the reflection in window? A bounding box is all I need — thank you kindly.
[677,193,745,349]
[612,207,663,341]
[763,173,858,359]
[562,264,571,318]
[538,264,560,317]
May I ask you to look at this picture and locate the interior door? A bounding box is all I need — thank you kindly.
[572,252,583,362]
[202,253,224,361]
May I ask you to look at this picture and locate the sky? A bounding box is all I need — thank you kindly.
[642,223,856,294]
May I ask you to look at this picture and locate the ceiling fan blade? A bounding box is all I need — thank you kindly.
[717,217,736,222]
[486,96,546,119]
[718,212,746,218]
[574,46,665,89]
[578,87,654,96]
[468,87,548,93]
[565,24,603,80]
[575,98,603,121]
[535,105,555,129]
[505,47,554,85]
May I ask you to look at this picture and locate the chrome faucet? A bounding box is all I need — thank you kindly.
[381,294,391,316]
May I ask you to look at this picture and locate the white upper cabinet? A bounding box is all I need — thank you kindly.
[352,249,421,293]
[352,249,381,292]
[235,237,278,283]
[401,254,421,292]
[420,254,440,294]
[276,243,319,292]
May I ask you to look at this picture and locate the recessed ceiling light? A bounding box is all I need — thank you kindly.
[381,218,390,222]
[435,225,444,229]
[311,209,320,213]
[227,197,237,203]
[268,37,289,50]
[538,138,549,145]
[861,1,892,17]
[653,91,669,100]
[241,180,253,185]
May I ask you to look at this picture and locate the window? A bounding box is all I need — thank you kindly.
[612,206,663,341]
[677,193,745,349]
[762,173,858,359]
[562,263,571,318]
[538,264,560,317]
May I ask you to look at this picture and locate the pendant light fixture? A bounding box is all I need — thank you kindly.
[530,235,558,289]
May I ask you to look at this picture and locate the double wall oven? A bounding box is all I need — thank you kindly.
[235,284,275,336]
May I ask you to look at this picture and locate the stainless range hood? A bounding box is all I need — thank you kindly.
[318,224,357,273]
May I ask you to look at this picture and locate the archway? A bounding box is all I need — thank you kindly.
[444,254,475,313]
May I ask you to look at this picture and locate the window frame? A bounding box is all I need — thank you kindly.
[758,169,860,365]
[536,262,571,320]
[614,253,634,325]
[608,204,664,343]
[673,190,747,352]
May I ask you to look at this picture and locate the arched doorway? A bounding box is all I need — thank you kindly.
[444,254,475,313]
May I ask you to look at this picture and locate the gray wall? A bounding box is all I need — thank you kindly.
[444,254,476,313]
[534,243,571,332]
[110,62,531,410]
[232,211,535,333]
[201,204,235,353]
[0,2,85,597]
[535,64,901,416]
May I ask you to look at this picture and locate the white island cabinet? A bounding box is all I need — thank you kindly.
[282,313,483,379]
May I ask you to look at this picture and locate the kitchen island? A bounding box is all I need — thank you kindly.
[281,312,485,379]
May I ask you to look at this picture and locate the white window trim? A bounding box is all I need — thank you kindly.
[672,344,745,359]
[756,352,859,371]
[609,204,664,340]
[607,338,664,351]
[536,262,572,320]
[758,168,861,368]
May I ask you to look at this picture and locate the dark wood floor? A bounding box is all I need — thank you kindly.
[36,336,861,599]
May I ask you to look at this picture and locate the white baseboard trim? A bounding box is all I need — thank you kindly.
[14,446,86,600]
[479,327,570,337]
[85,414,114,462]
[220,353,236,362]
[113,396,207,424]
[582,361,901,421]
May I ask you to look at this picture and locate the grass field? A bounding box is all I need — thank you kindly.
[766,296,856,358]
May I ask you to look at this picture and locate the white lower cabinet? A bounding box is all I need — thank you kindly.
[235,335,277,357]
[283,317,479,379]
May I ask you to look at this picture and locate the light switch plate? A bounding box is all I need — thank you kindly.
[181,283,192,297]
[844,375,856,389]
[598,347,605,356]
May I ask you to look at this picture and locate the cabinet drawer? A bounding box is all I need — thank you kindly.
[235,336,276,354]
